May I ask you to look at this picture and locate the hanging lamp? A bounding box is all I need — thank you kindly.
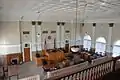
[71,0,80,53]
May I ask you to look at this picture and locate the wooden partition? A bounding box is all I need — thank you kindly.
[45,56,120,80]
[34,50,66,66]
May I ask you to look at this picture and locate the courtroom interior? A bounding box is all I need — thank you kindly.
[1,0,120,80]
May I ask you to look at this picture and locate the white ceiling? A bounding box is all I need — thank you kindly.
[0,0,120,22]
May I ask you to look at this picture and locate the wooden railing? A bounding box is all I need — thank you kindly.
[45,56,120,80]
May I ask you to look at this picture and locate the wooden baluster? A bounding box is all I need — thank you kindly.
[86,69,89,80]
[100,64,103,77]
[65,76,69,80]
[102,64,104,77]
[106,63,108,73]
[92,68,95,80]
[111,61,114,72]
[109,62,112,72]
[73,74,76,80]
[89,69,92,80]
[103,64,105,76]
[108,62,110,73]
[79,72,81,80]
[95,67,97,80]
[69,75,73,80]
[80,71,83,80]
[104,64,106,75]
[87,69,90,80]
[101,65,103,77]
[82,71,85,80]
[106,63,109,73]
[75,73,77,80]
[106,63,108,74]
[105,63,107,74]
[99,65,102,78]
[110,62,112,72]
[76,72,80,80]
[97,66,99,79]
[84,70,87,80]
[94,67,97,80]
[98,66,100,79]
[96,66,98,80]
[90,68,92,80]
[107,62,109,73]
[110,62,113,72]
[83,70,86,80]
[96,67,98,80]
[107,63,109,73]
[91,68,93,80]
[94,67,96,80]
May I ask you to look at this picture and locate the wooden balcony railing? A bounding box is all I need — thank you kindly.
[45,56,120,80]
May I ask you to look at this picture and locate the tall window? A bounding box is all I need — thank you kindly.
[95,37,106,53]
[113,40,120,57]
[83,34,91,50]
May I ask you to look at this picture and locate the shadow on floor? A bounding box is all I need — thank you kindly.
[102,69,120,80]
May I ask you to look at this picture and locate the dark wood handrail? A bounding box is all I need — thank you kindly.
[45,56,120,80]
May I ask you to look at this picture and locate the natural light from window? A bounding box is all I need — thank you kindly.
[113,40,120,57]
[95,37,106,53]
[83,34,91,50]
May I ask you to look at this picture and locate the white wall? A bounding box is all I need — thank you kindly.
[0,21,20,55]
[112,23,120,44]
[0,21,120,55]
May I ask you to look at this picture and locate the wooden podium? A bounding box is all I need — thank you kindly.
[34,50,66,66]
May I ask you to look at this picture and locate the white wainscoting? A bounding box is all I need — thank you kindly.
[0,44,20,55]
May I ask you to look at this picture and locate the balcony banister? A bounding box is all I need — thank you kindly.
[45,55,120,80]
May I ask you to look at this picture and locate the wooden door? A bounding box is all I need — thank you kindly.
[24,48,30,62]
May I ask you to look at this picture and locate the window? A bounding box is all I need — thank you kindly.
[113,40,120,57]
[83,34,91,50]
[95,37,106,53]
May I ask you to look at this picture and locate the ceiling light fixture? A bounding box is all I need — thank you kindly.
[101,2,106,5]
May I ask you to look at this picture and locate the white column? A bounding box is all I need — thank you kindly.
[19,18,23,62]
[32,24,36,52]
[36,23,42,51]
[80,23,84,46]
[56,22,60,48]
[91,24,96,48]
[106,25,113,54]
[70,20,75,46]
[31,22,36,61]
[61,23,65,48]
